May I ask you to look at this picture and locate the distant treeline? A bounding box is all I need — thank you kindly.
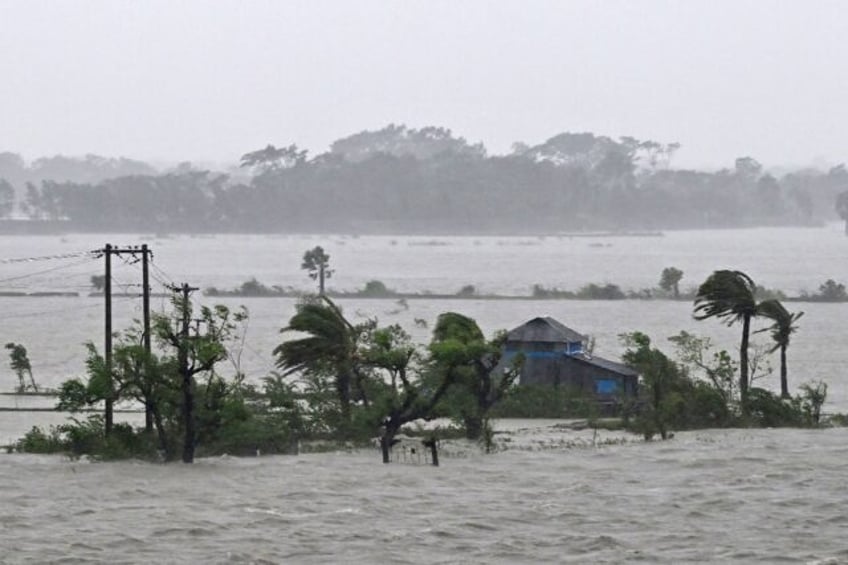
[2,125,846,233]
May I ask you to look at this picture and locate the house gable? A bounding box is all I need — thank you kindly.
[501,316,639,400]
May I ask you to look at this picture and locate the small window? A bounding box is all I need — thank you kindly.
[594,378,621,395]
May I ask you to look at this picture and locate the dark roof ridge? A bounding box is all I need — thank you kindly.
[506,316,588,344]
[566,352,639,377]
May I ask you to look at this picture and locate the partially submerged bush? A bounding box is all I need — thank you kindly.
[358,279,396,297]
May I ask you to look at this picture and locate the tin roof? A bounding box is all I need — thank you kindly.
[566,352,640,377]
[506,316,588,344]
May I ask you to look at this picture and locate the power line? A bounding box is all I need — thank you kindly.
[1,295,137,319]
[0,251,95,264]
[0,256,98,284]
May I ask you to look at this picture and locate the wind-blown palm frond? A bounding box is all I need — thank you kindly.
[693,269,759,410]
[274,300,355,375]
[755,298,803,398]
[755,299,804,353]
[693,270,758,325]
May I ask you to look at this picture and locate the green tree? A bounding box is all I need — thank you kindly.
[815,279,847,301]
[620,332,685,439]
[5,342,36,392]
[693,270,759,411]
[799,380,827,426]
[153,299,247,463]
[301,246,333,296]
[755,299,803,399]
[659,267,684,298]
[362,324,456,463]
[668,331,736,406]
[274,297,370,437]
[429,312,522,442]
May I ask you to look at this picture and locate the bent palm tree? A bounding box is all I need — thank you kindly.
[694,270,758,411]
[274,297,365,433]
[756,299,803,399]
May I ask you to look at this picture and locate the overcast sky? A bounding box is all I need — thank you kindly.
[1,0,846,169]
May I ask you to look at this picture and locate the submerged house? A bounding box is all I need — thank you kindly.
[502,317,639,404]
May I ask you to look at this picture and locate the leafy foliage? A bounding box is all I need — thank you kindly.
[694,270,759,409]
[659,267,684,298]
[301,246,333,295]
[5,342,36,392]
[429,313,522,443]
[7,127,847,234]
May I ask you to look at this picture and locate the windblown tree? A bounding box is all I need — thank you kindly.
[5,342,36,392]
[153,300,247,463]
[659,267,684,298]
[429,312,522,441]
[56,302,248,462]
[240,144,307,173]
[274,297,370,437]
[756,299,803,399]
[301,246,333,296]
[362,324,457,463]
[693,270,759,411]
[621,332,684,440]
[668,331,737,406]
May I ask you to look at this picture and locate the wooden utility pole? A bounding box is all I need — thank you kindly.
[98,244,154,436]
[104,244,113,435]
[141,244,153,432]
[175,282,199,463]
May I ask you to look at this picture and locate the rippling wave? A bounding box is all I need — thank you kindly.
[3,425,848,563]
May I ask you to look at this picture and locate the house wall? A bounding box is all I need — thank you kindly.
[559,357,638,399]
[506,340,637,400]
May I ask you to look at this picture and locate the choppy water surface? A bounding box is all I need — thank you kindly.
[2,425,847,564]
[1,227,848,563]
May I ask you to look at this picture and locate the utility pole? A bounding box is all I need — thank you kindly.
[174,282,199,463]
[141,244,152,432]
[104,244,113,435]
[97,244,154,436]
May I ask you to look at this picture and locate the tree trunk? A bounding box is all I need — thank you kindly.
[422,437,439,466]
[464,414,483,440]
[780,345,789,399]
[336,374,352,435]
[151,404,172,461]
[182,370,195,463]
[380,435,391,463]
[380,419,400,463]
[739,314,751,414]
[319,265,325,296]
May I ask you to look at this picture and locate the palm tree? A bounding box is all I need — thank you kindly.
[301,246,333,296]
[756,299,803,399]
[273,297,365,433]
[693,270,758,410]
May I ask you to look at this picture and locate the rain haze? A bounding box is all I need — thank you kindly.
[4,2,848,564]
[1,0,847,169]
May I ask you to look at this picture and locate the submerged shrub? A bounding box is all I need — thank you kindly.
[14,426,65,454]
[359,280,395,297]
[576,283,626,300]
[745,388,802,427]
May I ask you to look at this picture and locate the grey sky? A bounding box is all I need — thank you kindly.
[1,0,846,169]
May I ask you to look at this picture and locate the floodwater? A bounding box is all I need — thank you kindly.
[3,425,848,563]
[1,226,847,563]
